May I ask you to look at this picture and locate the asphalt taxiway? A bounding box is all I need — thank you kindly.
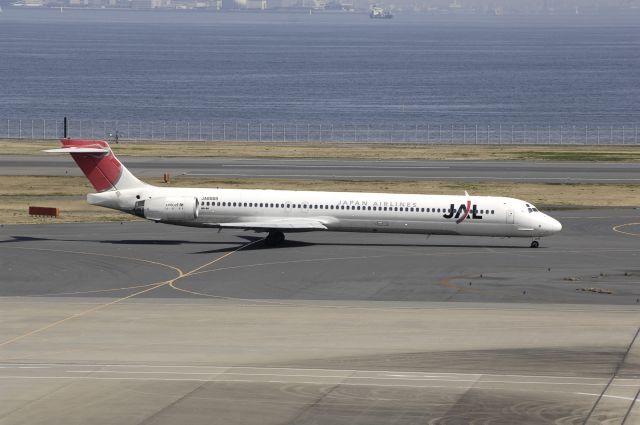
[3,155,640,183]
[1,209,640,424]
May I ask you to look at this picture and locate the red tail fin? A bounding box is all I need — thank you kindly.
[47,139,145,192]
[60,139,122,192]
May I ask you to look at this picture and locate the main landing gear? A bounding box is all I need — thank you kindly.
[530,240,540,248]
[265,231,285,246]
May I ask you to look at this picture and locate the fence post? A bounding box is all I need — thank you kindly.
[597,127,600,145]
[307,123,310,142]
[499,124,502,144]
[259,123,262,142]
[271,123,274,142]
[511,125,514,144]
[548,125,551,144]
[463,124,466,144]
[585,126,588,145]
[42,119,45,139]
[284,123,286,142]
[622,126,625,145]
[560,126,563,145]
[235,121,238,141]
[19,119,22,139]
[610,126,613,145]
[295,124,298,142]
[31,119,34,139]
[487,125,490,144]
[319,124,322,143]
[247,122,249,142]
[7,119,9,138]
[475,124,478,144]
[450,124,453,144]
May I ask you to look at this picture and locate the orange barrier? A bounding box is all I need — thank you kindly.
[28,206,59,218]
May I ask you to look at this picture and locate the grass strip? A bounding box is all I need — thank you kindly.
[2,139,640,162]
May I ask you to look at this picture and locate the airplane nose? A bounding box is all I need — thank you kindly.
[548,217,562,233]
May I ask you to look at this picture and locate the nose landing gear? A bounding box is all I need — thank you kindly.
[530,240,540,248]
[265,231,285,246]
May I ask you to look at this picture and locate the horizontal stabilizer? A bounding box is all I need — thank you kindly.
[212,219,328,231]
[44,147,109,154]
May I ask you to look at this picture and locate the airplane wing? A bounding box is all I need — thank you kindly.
[207,218,328,231]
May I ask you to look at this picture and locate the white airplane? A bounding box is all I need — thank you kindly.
[47,138,562,248]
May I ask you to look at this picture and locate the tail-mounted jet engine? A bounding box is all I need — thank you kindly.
[134,197,199,222]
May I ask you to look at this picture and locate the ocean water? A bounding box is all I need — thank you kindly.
[1,8,639,127]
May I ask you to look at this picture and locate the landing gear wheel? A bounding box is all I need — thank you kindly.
[265,231,285,246]
[530,240,540,249]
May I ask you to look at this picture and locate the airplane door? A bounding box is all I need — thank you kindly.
[506,209,514,224]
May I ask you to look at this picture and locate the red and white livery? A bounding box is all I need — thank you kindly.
[47,138,562,247]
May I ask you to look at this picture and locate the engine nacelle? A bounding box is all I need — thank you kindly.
[134,197,199,222]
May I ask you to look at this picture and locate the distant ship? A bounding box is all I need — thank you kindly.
[370,6,392,19]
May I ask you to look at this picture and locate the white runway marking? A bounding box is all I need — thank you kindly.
[223,164,451,170]
[183,172,640,182]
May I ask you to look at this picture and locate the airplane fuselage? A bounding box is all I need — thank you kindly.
[89,187,562,238]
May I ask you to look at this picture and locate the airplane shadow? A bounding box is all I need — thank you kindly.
[191,236,532,254]
[2,235,532,255]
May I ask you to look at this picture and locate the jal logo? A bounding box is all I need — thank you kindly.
[443,201,483,224]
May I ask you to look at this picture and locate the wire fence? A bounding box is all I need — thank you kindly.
[2,118,640,145]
